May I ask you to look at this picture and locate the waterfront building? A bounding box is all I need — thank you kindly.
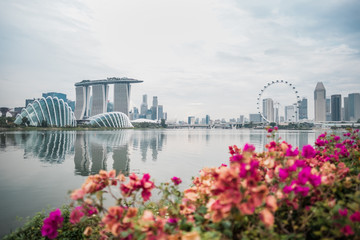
[133,107,139,120]
[42,92,67,102]
[74,77,142,120]
[262,98,274,122]
[239,115,244,124]
[344,97,349,121]
[285,105,296,122]
[88,112,133,128]
[140,94,148,116]
[206,115,210,124]
[188,116,195,125]
[14,96,76,127]
[249,113,262,123]
[151,96,158,120]
[331,94,342,121]
[326,98,331,121]
[348,93,360,121]
[314,82,326,122]
[158,105,164,120]
[299,98,308,120]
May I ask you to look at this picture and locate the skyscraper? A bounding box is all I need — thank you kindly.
[344,97,349,121]
[285,105,296,122]
[140,94,148,117]
[157,105,164,120]
[348,93,360,122]
[314,82,326,122]
[151,96,158,120]
[262,98,274,122]
[331,94,341,121]
[299,98,308,120]
[326,98,331,121]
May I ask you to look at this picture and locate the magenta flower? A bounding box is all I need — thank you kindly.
[333,135,340,141]
[309,174,321,187]
[239,163,247,178]
[274,126,278,130]
[41,209,64,239]
[341,225,354,236]
[286,147,299,157]
[279,168,289,180]
[167,218,178,225]
[297,167,311,185]
[243,143,255,152]
[338,208,348,217]
[350,211,360,222]
[267,128,273,133]
[283,185,293,194]
[295,160,306,167]
[230,154,243,162]
[301,145,316,158]
[171,176,182,185]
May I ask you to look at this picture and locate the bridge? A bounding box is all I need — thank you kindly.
[167,123,243,129]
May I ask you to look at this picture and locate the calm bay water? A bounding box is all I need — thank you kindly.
[0,129,327,237]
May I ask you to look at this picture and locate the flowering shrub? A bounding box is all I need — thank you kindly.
[39,128,360,239]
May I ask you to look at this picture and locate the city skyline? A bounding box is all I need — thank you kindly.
[1,1,360,121]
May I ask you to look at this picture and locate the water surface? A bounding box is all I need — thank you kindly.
[0,129,325,237]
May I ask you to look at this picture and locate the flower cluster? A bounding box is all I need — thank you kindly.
[41,209,63,239]
[40,128,360,239]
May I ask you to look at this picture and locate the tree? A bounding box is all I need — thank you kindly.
[160,119,167,128]
[22,117,30,126]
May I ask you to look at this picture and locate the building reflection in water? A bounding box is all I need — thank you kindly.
[133,130,166,162]
[17,131,75,163]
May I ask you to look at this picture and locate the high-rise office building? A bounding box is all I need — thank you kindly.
[326,98,331,121]
[157,105,164,120]
[206,115,210,124]
[188,116,195,125]
[314,82,326,122]
[299,98,308,120]
[348,93,360,122]
[151,96,158,120]
[262,98,274,122]
[344,97,349,121]
[285,105,296,122]
[331,94,341,121]
[140,94,148,117]
[249,113,262,123]
[239,115,244,124]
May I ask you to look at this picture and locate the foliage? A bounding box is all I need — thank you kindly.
[0,116,16,128]
[4,128,360,239]
[3,205,99,240]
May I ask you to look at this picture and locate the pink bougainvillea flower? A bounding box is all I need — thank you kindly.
[274,126,278,130]
[243,143,255,152]
[70,206,84,224]
[283,185,293,194]
[301,145,316,158]
[279,168,289,180]
[230,154,243,162]
[297,167,311,185]
[286,147,299,157]
[341,225,354,236]
[167,218,178,225]
[350,211,360,222]
[267,128,273,133]
[41,209,64,239]
[309,174,321,187]
[338,208,348,217]
[294,186,309,197]
[171,176,182,185]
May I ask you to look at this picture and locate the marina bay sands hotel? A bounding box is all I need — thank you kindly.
[74,77,143,120]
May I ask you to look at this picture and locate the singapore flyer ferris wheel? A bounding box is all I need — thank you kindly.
[257,80,301,123]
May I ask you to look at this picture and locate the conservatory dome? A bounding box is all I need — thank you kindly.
[14,97,76,127]
[88,112,133,128]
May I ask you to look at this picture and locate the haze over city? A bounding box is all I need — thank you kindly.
[1,0,360,121]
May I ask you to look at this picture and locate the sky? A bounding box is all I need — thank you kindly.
[1,0,360,122]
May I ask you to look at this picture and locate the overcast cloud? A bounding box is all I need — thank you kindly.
[1,0,359,121]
